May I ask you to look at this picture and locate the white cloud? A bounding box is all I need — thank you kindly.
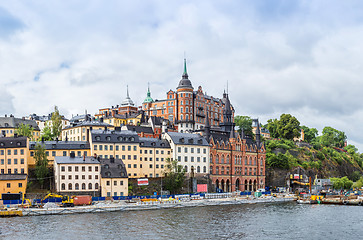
[1,1,363,150]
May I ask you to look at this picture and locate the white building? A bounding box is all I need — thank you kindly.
[54,154,100,195]
[163,132,210,175]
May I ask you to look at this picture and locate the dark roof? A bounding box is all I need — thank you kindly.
[167,132,209,146]
[0,117,40,131]
[0,174,27,180]
[104,112,140,120]
[55,156,100,164]
[139,137,170,148]
[100,158,128,178]
[0,136,27,148]
[63,120,112,130]
[123,125,154,134]
[91,129,139,143]
[29,141,90,150]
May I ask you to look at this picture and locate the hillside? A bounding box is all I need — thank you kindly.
[265,139,363,187]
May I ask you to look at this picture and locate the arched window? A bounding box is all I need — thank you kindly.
[226,155,229,164]
[210,166,213,174]
[180,115,183,121]
[226,167,229,174]
[254,157,257,165]
[216,155,219,164]
[95,183,99,189]
[75,183,79,190]
[82,183,86,190]
[184,166,188,172]
[216,166,219,174]
[203,166,207,173]
[249,157,252,165]
[186,115,189,121]
[61,183,65,190]
[180,107,183,113]
[197,166,200,173]
[221,156,224,164]
[210,155,213,163]
[68,183,72,190]
[186,107,188,113]
[260,158,264,166]
[245,157,247,165]
[221,167,224,174]
[89,183,92,190]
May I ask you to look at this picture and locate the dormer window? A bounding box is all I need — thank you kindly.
[52,144,56,149]
[106,136,111,141]
[188,139,193,144]
[17,142,21,146]
[130,137,135,142]
[106,171,111,177]
[151,142,156,146]
[95,136,101,141]
[118,136,123,141]
[104,164,109,169]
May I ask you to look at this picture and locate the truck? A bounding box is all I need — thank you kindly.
[41,194,92,207]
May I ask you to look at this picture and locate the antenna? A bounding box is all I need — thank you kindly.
[227,80,229,94]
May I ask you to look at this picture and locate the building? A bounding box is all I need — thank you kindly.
[28,140,90,168]
[204,99,266,192]
[252,121,271,140]
[90,129,171,178]
[27,113,69,133]
[99,157,128,197]
[96,86,139,119]
[142,59,234,133]
[0,174,27,196]
[54,155,100,196]
[0,136,29,175]
[0,115,41,140]
[61,116,113,142]
[103,112,142,127]
[163,131,210,175]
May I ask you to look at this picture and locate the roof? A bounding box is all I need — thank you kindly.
[0,174,27,181]
[63,120,112,130]
[91,129,139,143]
[123,125,154,134]
[139,137,170,148]
[99,158,128,178]
[166,132,209,146]
[177,59,193,90]
[29,141,90,150]
[55,156,100,164]
[0,116,40,131]
[0,136,27,148]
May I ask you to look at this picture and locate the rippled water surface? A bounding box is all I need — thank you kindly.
[1,202,363,239]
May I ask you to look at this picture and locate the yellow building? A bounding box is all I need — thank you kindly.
[100,158,128,197]
[0,115,41,141]
[103,113,142,127]
[0,174,27,196]
[90,129,171,179]
[28,141,90,168]
[0,136,29,175]
[61,118,114,142]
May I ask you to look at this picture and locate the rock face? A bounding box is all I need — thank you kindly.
[266,142,363,187]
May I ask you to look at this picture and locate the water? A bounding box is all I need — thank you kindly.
[1,202,362,240]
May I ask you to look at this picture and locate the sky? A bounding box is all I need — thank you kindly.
[1,1,363,150]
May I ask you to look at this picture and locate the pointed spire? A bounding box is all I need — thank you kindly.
[126,85,130,98]
[182,58,188,79]
[143,82,154,103]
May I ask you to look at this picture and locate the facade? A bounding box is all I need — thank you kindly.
[27,113,69,133]
[29,141,90,167]
[61,117,113,142]
[96,87,139,119]
[0,136,29,175]
[163,131,210,175]
[252,121,271,140]
[0,174,27,195]
[54,155,100,195]
[90,129,171,178]
[103,113,142,127]
[142,59,234,133]
[99,157,128,197]
[0,115,41,140]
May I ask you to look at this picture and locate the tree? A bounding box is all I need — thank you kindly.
[266,118,279,138]
[301,125,318,143]
[330,176,353,190]
[40,106,63,141]
[276,114,301,140]
[34,143,49,189]
[320,126,347,148]
[15,123,34,140]
[51,106,63,139]
[163,158,186,194]
[234,115,254,138]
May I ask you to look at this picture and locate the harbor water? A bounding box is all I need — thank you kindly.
[1,202,362,239]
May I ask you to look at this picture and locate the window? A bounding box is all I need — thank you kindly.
[61,166,65,172]
[107,181,110,186]
[63,151,67,156]
[184,147,188,153]
[95,166,98,171]
[0,159,3,165]
[191,157,194,162]
[68,183,72,190]
[120,181,123,185]
[178,147,181,153]
[75,183,79,190]
[52,151,56,157]
[95,183,99,189]
[178,156,181,162]
[82,183,86,189]
[149,164,152,168]
[104,145,108,151]
[184,156,188,162]
[89,175,92,179]
[68,166,72,171]
[7,159,11,165]
[21,168,24,174]
[61,183,65,190]
[68,175,72,180]
[82,166,85,172]
[20,149,24,155]
[0,150,3,155]
[89,183,92,190]
[99,145,103,151]
[14,159,18,164]
[88,166,92,171]
[14,149,18,155]
[75,175,79,180]
[7,150,11,155]
[128,146,131,151]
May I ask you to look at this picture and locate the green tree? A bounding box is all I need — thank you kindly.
[34,143,49,189]
[51,106,63,139]
[330,176,353,190]
[15,123,34,140]
[266,118,279,138]
[40,124,53,141]
[163,158,186,194]
[234,115,254,138]
[276,114,301,140]
[301,125,318,143]
[320,126,347,148]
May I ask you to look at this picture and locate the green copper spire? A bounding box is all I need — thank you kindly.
[143,82,154,103]
[182,58,189,79]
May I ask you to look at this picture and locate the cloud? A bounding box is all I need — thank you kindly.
[1,1,363,150]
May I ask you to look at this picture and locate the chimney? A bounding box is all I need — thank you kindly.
[70,152,75,158]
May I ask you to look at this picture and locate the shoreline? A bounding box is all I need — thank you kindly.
[17,196,295,217]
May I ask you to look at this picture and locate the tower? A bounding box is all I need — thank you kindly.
[176,59,194,133]
[220,92,234,134]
